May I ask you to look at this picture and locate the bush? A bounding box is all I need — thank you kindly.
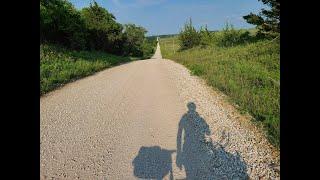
[211,23,261,47]
[218,22,243,47]
[177,20,261,50]
[122,24,148,57]
[178,18,201,49]
[199,25,213,47]
[141,38,157,59]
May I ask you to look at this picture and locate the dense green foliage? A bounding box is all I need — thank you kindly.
[178,19,261,50]
[40,0,155,57]
[159,0,280,147]
[243,0,280,37]
[122,24,147,57]
[161,27,280,148]
[40,0,87,49]
[178,18,201,49]
[40,0,157,94]
[199,25,212,47]
[214,23,256,47]
[80,2,123,54]
[40,44,137,95]
[141,38,158,59]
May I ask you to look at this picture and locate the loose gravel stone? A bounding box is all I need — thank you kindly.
[41,43,279,179]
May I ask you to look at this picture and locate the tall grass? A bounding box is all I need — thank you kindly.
[40,44,139,95]
[160,33,280,148]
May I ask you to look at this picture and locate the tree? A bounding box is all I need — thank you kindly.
[178,18,200,49]
[122,24,147,56]
[40,0,151,57]
[40,0,87,50]
[243,0,280,37]
[81,1,123,54]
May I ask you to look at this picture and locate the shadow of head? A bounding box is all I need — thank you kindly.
[132,146,175,179]
[187,102,196,112]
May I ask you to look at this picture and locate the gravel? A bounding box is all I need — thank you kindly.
[41,43,279,179]
[162,57,280,179]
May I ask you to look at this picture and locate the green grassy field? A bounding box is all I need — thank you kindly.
[160,35,280,148]
[40,44,142,95]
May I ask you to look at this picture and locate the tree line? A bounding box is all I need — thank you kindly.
[40,0,155,57]
[178,0,279,49]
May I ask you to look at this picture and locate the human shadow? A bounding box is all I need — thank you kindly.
[176,102,249,179]
[132,146,176,180]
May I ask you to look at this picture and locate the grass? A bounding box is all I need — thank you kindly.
[160,35,280,148]
[40,43,140,95]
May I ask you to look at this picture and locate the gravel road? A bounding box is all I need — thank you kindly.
[40,43,279,179]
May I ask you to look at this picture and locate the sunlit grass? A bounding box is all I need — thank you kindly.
[160,36,280,148]
[40,44,136,95]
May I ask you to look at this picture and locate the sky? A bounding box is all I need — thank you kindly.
[69,0,266,36]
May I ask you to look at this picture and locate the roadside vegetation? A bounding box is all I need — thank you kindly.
[40,0,156,95]
[160,0,280,148]
[40,44,139,95]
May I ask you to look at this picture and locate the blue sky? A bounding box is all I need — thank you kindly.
[69,0,266,36]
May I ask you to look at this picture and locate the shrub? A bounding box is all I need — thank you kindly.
[213,23,259,47]
[122,24,148,57]
[199,25,213,47]
[219,22,242,47]
[178,18,201,49]
[141,38,157,59]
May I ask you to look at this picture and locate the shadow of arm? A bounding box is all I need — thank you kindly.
[176,115,185,169]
